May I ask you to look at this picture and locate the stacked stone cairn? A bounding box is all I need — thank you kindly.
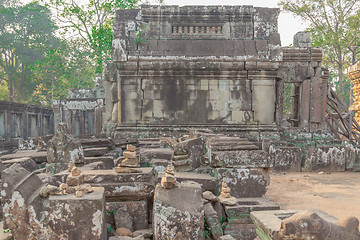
[218,179,238,206]
[160,165,177,189]
[114,144,141,173]
[64,164,93,197]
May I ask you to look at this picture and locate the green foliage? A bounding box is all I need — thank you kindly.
[43,0,139,73]
[29,40,95,106]
[0,1,60,102]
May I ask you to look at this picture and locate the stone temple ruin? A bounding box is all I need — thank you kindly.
[0,4,360,240]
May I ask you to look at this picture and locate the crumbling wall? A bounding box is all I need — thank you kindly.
[0,100,54,141]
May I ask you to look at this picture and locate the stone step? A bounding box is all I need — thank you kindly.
[139,148,173,167]
[83,147,109,157]
[80,138,115,149]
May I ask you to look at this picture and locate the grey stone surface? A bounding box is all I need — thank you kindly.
[153,181,204,240]
[47,123,84,165]
[269,146,302,172]
[139,148,173,167]
[2,157,37,172]
[209,150,271,168]
[157,172,216,192]
[303,146,346,172]
[214,168,270,198]
[204,202,223,239]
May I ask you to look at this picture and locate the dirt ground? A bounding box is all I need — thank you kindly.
[265,172,360,221]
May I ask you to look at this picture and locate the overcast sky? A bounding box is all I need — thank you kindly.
[151,0,308,46]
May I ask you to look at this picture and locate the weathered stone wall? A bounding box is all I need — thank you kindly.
[107,5,282,126]
[105,5,329,136]
[53,85,105,136]
[0,100,54,141]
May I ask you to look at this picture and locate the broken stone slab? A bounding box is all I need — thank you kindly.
[112,200,148,231]
[209,150,271,168]
[0,150,47,163]
[1,164,45,237]
[303,146,346,172]
[84,156,114,169]
[153,181,204,240]
[223,223,256,240]
[157,171,216,192]
[53,168,154,201]
[269,146,302,172]
[250,209,338,240]
[84,147,109,157]
[139,148,173,167]
[48,187,106,240]
[214,168,270,198]
[204,202,223,239]
[2,157,37,172]
[173,138,204,169]
[47,123,84,164]
[224,198,279,224]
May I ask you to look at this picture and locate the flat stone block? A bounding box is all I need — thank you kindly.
[139,148,173,167]
[214,168,269,198]
[153,181,204,240]
[0,150,47,163]
[157,172,216,192]
[269,146,302,172]
[84,156,114,169]
[82,168,153,183]
[91,182,154,201]
[209,150,271,168]
[84,147,109,157]
[303,146,346,172]
[48,187,106,240]
[224,198,279,223]
[250,209,337,240]
[2,157,37,172]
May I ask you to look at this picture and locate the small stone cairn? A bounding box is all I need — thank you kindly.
[218,179,238,206]
[114,144,140,173]
[161,165,177,189]
[40,163,93,198]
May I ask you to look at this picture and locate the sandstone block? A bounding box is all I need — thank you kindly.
[2,157,37,172]
[303,146,346,172]
[48,187,106,240]
[112,200,148,231]
[84,156,114,169]
[153,181,204,240]
[214,168,270,198]
[157,172,216,192]
[84,147,109,157]
[139,148,173,167]
[269,146,302,172]
[209,150,271,168]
